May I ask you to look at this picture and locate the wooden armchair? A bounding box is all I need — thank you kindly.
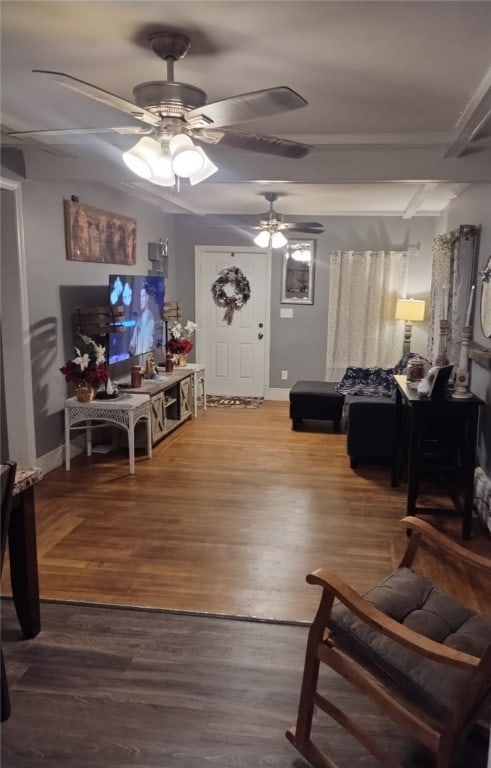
[286,516,491,768]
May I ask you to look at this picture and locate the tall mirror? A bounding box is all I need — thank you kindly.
[281,239,315,304]
[480,254,491,338]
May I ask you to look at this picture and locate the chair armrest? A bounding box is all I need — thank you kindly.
[307,568,480,670]
[399,516,491,574]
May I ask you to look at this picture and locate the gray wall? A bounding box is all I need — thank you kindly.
[2,172,176,458]
[440,183,491,475]
[174,214,437,387]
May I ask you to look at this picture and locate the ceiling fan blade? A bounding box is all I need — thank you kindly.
[210,128,310,159]
[285,227,324,234]
[282,221,323,229]
[8,126,151,141]
[33,70,161,127]
[185,86,307,130]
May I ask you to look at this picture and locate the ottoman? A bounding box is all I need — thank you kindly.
[289,380,345,432]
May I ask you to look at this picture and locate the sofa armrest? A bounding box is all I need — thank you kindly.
[346,397,395,465]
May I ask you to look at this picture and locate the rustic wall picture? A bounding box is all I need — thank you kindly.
[64,200,137,264]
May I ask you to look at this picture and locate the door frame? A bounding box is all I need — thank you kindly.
[194,245,272,396]
[1,176,36,464]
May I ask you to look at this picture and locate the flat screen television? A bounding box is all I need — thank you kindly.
[108,274,165,365]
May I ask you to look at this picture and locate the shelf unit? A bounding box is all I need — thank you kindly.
[125,369,193,445]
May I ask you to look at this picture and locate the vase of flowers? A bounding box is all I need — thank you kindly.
[167,321,198,366]
[60,334,109,401]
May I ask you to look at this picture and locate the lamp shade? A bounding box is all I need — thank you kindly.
[271,231,288,249]
[149,153,176,187]
[254,230,271,248]
[122,136,162,180]
[169,134,204,177]
[189,147,218,185]
[395,298,425,322]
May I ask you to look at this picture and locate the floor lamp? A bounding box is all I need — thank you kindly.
[395,298,426,355]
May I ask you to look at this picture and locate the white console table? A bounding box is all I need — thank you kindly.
[64,392,152,474]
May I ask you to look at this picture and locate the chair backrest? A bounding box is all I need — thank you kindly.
[1,461,17,572]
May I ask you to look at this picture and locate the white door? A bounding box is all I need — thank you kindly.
[195,247,270,397]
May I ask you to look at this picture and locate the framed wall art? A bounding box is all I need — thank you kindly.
[64,199,137,265]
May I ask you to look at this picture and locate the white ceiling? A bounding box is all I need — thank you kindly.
[2,1,491,218]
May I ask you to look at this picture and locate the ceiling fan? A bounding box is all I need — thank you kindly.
[10,30,311,186]
[251,192,323,248]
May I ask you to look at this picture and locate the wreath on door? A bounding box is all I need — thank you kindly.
[211,266,252,325]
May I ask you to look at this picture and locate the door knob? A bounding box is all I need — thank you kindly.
[258,333,264,340]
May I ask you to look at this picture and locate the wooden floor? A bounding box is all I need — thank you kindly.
[4,401,491,622]
[2,600,487,768]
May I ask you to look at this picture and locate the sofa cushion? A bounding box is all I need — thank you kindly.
[328,568,491,721]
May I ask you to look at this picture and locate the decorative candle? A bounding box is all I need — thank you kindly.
[465,284,475,326]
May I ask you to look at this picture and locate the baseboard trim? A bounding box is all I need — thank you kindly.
[266,387,290,401]
[36,436,85,475]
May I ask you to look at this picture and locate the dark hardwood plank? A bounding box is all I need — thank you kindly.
[1,600,487,768]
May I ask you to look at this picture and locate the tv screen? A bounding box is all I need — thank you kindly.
[108,274,165,365]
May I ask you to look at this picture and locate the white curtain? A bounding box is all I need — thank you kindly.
[325,250,408,381]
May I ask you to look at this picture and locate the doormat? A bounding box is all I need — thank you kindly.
[206,395,264,409]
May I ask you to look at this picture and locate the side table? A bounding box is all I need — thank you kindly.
[64,392,152,474]
[391,374,483,539]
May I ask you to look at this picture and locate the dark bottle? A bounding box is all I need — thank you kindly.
[165,353,174,373]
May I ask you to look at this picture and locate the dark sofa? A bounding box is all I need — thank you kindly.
[337,354,419,469]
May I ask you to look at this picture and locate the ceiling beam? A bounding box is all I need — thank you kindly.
[402,183,440,219]
[444,67,491,158]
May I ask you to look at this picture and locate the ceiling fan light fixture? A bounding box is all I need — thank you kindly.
[189,147,218,185]
[271,230,288,249]
[169,134,204,177]
[122,136,161,180]
[149,152,176,187]
[291,246,311,262]
[254,230,271,248]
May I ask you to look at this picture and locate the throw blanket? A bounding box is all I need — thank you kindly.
[335,353,422,398]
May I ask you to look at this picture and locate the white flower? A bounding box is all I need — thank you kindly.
[73,352,90,371]
[93,343,106,364]
[170,322,184,340]
[170,320,198,341]
[184,320,198,336]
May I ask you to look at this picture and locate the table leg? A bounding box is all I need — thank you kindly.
[202,375,206,411]
[64,408,71,471]
[391,388,402,487]
[146,415,153,459]
[8,487,41,639]
[128,412,135,474]
[407,406,423,515]
[462,409,478,539]
[86,420,93,457]
[193,372,198,419]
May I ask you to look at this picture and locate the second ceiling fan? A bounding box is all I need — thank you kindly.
[252,193,324,248]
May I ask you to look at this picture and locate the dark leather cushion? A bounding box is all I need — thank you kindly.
[328,568,491,720]
[289,381,344,421]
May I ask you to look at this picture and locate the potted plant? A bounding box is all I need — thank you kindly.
[60,334,109,401]
[167,321,198,366]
